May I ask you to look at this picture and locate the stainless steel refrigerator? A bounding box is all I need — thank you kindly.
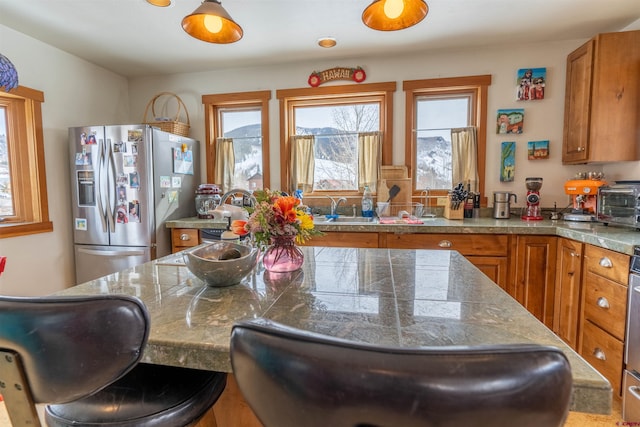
[70,124,199,284]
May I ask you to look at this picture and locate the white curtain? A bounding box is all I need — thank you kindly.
[214,137,235,192]
[358,131,382,191]
[451,127,479,192]
[290,135,315,192]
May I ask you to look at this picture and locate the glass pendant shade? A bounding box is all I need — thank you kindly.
[182,0,243,44]
[362,0,428,31]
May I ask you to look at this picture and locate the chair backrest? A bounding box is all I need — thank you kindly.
[0,294,149,406]
[231,318,573,427]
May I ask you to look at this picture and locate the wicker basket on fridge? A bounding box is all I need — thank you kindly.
[143,92,190,137]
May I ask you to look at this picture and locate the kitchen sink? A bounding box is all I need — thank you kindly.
[315,216,377,224]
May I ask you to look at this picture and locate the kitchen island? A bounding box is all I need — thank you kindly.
[56,245,612,420]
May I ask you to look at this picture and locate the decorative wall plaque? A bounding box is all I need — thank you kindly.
[308,67,366,87]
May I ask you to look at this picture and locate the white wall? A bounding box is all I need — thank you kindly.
[0,25,129,296]
[129,38,608,211]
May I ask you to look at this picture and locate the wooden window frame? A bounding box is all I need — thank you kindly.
[0,85,52,238]
[202,90,271,189]
[276,82,396,195]
[403,75,491,205]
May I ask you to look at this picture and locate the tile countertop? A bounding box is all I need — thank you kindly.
[166,216,640,255]
[56,247,611,415]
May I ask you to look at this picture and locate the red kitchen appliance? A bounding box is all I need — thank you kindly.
[522,177,543,221]
[563,179,606,221]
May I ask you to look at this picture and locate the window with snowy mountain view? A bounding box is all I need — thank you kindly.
[220,107,264,190]
[294,103,380,191]
[415,95,471,191]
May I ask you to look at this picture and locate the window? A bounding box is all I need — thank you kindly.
[294,102,379,191]
[0,86,52,238]
[404,75,491,202]
[415,94,471,189]
[202,90,271,191]
[277,82,395,194]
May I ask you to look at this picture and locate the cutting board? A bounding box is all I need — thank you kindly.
[377,178,411,215]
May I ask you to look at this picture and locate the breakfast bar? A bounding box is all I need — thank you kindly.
[55,245,612,418]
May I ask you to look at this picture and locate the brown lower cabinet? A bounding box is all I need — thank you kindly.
[509,235,557,329]
[553,238,584,350]
[382,233,509,290]
[579,245,630,396]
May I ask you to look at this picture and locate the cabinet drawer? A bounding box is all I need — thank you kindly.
[302,232,379,248]
[581,320,624,395]
[583,271,628,340]
[585,245,630,284]
[171,229,200,248]
[384,233,508,256]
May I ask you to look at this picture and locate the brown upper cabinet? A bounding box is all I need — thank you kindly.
[562,30,640,164]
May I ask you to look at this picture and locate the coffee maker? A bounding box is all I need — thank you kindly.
[521,177,543,221]
[563,178,606,221]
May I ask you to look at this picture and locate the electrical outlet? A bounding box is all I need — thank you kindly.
[437,197,448,206]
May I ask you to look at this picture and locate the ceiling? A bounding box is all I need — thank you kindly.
[0,0,639,78]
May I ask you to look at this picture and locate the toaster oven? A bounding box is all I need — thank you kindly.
[597,182,640,229]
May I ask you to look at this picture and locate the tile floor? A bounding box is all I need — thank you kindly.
[0,394,626,426]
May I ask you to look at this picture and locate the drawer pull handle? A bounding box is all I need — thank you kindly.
[599,257,613,268]
[570,252,579,257]
[438,240,452,248]
[592,348,606,361]
[596,297,610,309]
[180,233,191,241]
[629,386,640,401]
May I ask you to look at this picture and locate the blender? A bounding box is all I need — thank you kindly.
[522,177,543,221]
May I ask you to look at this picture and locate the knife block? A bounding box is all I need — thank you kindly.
[443,196,464,220]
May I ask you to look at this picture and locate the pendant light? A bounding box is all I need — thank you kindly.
[182,0,243,44]
[362,0,429,31]
[146,0,171,6]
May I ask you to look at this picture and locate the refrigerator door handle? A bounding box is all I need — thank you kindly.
[105,139,116,231]
[96,138,109,233]
[77,247,147,257]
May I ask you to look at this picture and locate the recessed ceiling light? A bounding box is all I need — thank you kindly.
[318,37,337,48]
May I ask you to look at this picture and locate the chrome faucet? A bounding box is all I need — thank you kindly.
[220,188,257,207]
[325,196,347,216]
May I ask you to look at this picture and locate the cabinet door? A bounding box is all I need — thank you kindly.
[511,236,557,328]
[467,256,508,291]
[553,238,584,349]
[562,39,593,163]
[589,31,640,162]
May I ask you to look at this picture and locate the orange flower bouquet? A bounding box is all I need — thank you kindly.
[231,190,322,272]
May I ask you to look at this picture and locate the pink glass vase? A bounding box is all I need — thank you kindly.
[262,235,304,273]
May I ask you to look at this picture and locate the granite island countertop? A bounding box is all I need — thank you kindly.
[56,246,612,415]
[166,216,640,255]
